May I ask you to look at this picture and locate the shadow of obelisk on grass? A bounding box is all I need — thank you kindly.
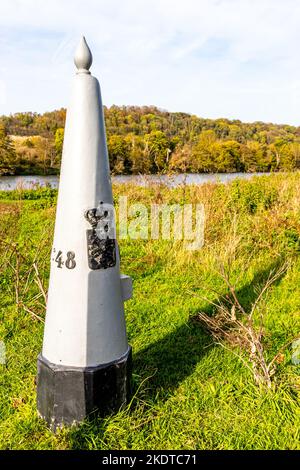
[133,259,287,402]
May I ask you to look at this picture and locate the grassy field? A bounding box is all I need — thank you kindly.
[0,173,300,450]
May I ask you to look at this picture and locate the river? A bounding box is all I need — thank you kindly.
[0,172,271,191]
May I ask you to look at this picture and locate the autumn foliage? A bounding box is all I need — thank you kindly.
[1,106,300,175]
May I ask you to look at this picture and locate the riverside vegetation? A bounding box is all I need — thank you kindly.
[0,173,300,449]
[1,106,300,176]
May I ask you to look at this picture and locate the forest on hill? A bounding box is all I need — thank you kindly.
[1,105,300,176]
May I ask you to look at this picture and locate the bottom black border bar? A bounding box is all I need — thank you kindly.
[0,450,299,466]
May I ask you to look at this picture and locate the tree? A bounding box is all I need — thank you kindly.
[216,141,242,172]
[228,124,245,143]
[240,141,273,172]
[191,130,218,172]
[277,143,299,171]
[107,134,131,174]
[124,134,151,174]
[169,144,192,172]
[144,131,170,172]
[55,128,64,159]
[0,122,17,175]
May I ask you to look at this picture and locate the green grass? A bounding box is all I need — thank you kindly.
[0,173,300,449]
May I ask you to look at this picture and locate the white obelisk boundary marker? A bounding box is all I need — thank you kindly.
[37,37,132,429]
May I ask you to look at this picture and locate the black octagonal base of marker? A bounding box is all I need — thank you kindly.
[37,347,132,430]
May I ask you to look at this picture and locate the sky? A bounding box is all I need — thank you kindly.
[1,0,300,125]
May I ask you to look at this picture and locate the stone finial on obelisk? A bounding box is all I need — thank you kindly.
[74,36,93,73]
[37,37,132,429]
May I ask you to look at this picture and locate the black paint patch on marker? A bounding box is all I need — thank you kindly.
[86,230,116,270]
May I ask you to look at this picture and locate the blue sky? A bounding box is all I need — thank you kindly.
[1,0,300,125]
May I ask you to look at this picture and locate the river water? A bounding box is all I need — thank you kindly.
[0,172,271,191]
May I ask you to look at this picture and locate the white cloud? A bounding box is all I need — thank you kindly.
[0,0,300,124]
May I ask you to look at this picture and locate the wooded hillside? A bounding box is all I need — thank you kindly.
[1,106,300,175]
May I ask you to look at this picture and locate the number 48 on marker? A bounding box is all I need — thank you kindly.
[53,250,76,269]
